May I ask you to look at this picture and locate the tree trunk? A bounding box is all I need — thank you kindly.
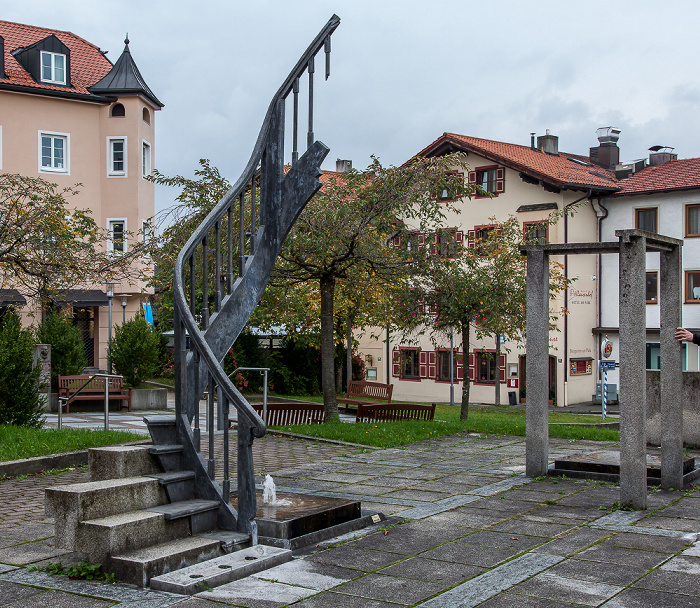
[320,275,339,421]
[460,321,470,421]
[346,311,353,391]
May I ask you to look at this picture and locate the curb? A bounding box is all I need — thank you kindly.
[0,440,150,479]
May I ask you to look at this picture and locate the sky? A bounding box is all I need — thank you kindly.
[5,0,700,216]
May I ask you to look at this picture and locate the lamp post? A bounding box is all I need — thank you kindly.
[106,281,116,373]
[118,294,131,323]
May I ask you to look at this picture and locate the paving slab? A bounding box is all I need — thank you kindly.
[333,572,446,605]
[194,577,317,606]
[602,587,700,607]
[512,571,623,606]
[633,569,700,596]
[253,558,358,590]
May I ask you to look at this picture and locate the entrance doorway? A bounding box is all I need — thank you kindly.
[73,307,95,367]
[519,355,557,403]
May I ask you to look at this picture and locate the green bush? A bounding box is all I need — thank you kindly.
[110,317,161,387]
[0,310,43,427]
[37,309,86,390]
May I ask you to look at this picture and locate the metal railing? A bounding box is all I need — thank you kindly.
[171,15,340,539]
[57,373,124,431]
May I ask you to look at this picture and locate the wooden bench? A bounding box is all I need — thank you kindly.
[58,375,132,414]
[337,380,393,412]
[228,402,325,427]
[356,402,436,422]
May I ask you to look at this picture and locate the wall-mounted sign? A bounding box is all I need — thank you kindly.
[601,336,613,359]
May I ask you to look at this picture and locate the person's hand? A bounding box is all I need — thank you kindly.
[675,327,694,342]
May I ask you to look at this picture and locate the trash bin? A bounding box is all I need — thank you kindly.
[508,391,517,405]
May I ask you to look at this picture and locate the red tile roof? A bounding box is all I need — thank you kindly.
[417,132,620,192]
[0,20,112,97]
[614,158,700,196]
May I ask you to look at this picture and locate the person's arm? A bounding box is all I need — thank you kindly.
[675,327,700,344]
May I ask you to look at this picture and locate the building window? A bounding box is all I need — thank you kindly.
[400,349,420,380]
[108,219,126,253]
[686,271,700,302]
[142,141,151,177]
[523,221,548,244]
[108,137,126,176]
[646,272,658,304]
[471,165,505,197]
[111,103,125,118]
[437,228,460,258]
[39,131,69,173]
[437,350,457,382]
[646,342,687,370]
[142,108,151,124]
[437,170,463,202]
[635,207,657,233]
[40,51,66,85]
[686,204,700,237]
[476,350,497,384]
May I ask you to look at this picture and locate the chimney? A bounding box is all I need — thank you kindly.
[336,159,352,173]
[530,132,536,150]
[648,146,677,167]
[536,129,558,155]
[589,127,621,169]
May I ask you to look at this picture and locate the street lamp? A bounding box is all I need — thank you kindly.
[118,294,131,323]
[105,281,116,373]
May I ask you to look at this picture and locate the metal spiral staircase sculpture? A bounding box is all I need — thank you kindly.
[168,15,340,543]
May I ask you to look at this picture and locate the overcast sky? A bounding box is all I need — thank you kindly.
[6,1,700,215]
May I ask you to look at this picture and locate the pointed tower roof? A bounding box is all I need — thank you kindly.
[89,36,163,107]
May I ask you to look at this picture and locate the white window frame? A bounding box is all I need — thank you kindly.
[107,218,127,254]
[38,130,70,174]
[40,51,66,85]
[107,137,127,177]
[142,140,151,178]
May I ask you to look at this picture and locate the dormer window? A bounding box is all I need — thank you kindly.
[40,51,66,85]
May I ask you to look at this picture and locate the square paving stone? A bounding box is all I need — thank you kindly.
[489,518,578,538]
[0,524,55,541]
[422,507,508,528]
[420,541,518,567]
[198,578,316,606]
[603,532,691,554]
[532,528,613,557]
[530,503,605,521]
[602,587,700,607]
[512,571,623,606]
[361,476,413,489]
[576,544,670,569]
[380,489,451,502]
[11,589,117,607]
[637,516,700,532]
[546,557,651,586]
[253,559,358,590]
[634,569,700,596]
[284,479,347,491]
[309,546,403,571]
[359,502,408,516]
[411,481,477,494]
[478,592,579,607]
[472,497,538,515]
[456,530,547,551]
[378,556,485,585]
[312,473,375,484]
[0,580,45,605]
[347,523,467,554]
[389,469,450,481]
[660,555,700,574]
[333,573,444,605]
[335,484,395,496]
[293,592,398,608]
[0,542,71,566]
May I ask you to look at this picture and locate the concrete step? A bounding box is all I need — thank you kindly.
[76,509,190,562]
[108,536,223,587]
[89,446,159,481]
[144,415,177,445]
[46,476,167,550]
[145,499,220,533]
[149,544,291,595]
[144,471,195,502]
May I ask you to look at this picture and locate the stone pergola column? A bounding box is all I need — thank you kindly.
[618,231,647,510]
[660,243,683,490]
[525,246,550,477]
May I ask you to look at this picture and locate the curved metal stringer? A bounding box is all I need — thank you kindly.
[171,15,340,540]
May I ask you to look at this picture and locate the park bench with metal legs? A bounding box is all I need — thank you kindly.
[338,380,393,412]
[356,402,436,422]
[58,374,132,413]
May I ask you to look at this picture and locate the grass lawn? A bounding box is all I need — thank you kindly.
[0,426,145,462]
[269,402,619,448]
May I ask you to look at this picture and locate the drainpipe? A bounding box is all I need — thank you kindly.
[592,197,609,398]
[563,189,593,406]
[386,326,391,384]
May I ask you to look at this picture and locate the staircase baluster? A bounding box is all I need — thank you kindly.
[238,192,245,277]
[189,253,195,316]
[222,393,230,502]
[207,373,215,478]
[193,349,201,452]
[215,220,221,311]
[202,236,209,329]
[307,56,315,148]
[325,36,331,80]
[250,177,256,254]
[227,205,233,294]
[292,77,299,165]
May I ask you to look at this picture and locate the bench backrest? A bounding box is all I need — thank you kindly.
[347,380,393,403]
[58,375,124,392]
[356,402,436,423]
[253,402,325,426]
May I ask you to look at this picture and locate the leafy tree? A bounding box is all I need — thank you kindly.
[400,214,570,420]
[37,308,86,390]
[271,154,474,420]
[0,173,134,299]
[110,317,161,387]
[0,310,43,426]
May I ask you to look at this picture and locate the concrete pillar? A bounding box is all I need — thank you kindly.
[526,247,550,477]
[660,244,683,490]
[618,233,647,509]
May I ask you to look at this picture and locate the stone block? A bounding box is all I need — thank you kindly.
[88,446,159,481]
[131,388,168,410]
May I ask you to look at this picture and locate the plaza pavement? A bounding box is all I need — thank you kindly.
[0,409,699,606]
